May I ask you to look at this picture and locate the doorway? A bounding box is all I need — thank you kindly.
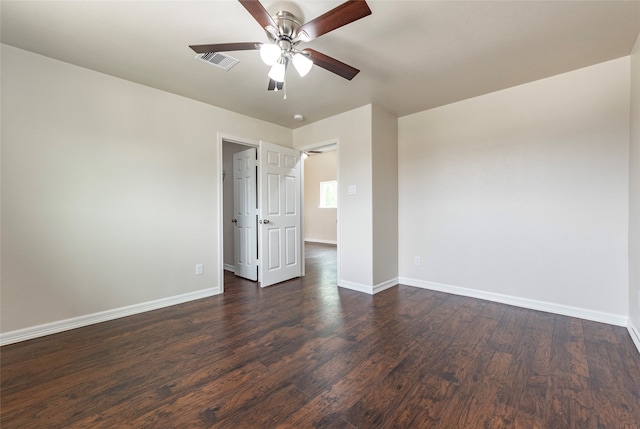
[222,140,254,275]
[221,137,303,289]
[302,145,338,245]
[301,142,339,281]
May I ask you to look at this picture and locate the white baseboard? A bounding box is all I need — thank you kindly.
[304,238,337,245]
[224,264,235,273]
[4,276,635,353]
[629,319,640,355]
[338,278,398,295]
[398,277,628,327]
[338,280,373,294]
[373,277,399,294]
[0,287,221,346]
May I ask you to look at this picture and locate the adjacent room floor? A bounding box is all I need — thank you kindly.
[1,243,639,428]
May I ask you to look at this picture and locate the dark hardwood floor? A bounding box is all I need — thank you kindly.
[2,243,640,428]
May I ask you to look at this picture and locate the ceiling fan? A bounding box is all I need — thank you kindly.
[189,0,372,91]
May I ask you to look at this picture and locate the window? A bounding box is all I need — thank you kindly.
[319,180,337,208]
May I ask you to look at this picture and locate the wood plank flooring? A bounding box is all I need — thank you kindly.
[2,243,640,428]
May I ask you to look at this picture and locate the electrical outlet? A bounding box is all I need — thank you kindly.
[195,264,204,275]
[414,256,421,266]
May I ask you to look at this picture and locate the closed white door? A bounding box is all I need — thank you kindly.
[233,147,258,281]
[259,141,301,287]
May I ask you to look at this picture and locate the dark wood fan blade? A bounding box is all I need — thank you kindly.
[297,0,371,42]
[267,79,284,91]
[189,42,261,54]
[305,49,360,80]
[238,0,278,34]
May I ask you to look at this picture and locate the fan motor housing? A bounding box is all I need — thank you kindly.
[267,11,302,42]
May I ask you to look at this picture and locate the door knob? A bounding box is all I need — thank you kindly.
[231,218,237,223]
[259,219,270,224]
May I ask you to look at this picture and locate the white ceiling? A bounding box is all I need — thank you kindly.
[2,1,639,129]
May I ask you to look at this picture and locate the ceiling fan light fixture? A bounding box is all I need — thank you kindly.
[268,57,287,82]
[260,43,281,65]
[292,52,313,77]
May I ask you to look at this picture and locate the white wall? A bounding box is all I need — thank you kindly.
[293,104,399,292]
[303,151,337,244]
[398,57,630,323]
[630,33,640,338]
[294,105,374,289]
[0,45,291,335]
[371,104,398,287]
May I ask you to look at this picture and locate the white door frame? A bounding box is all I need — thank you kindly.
[218,133,339,293]
[297,138,340,284]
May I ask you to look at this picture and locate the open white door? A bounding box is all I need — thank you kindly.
[259,141,302,287]
[233,147,258,281]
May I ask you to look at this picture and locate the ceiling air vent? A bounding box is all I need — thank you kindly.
[195,52,239,71]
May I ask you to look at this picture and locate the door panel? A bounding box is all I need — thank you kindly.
[285,227,297,266]
[285,175,296,214]
[267,173,280,215]
[259,141,301,287]
[267,229,281,270]
[233,147,257,281]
